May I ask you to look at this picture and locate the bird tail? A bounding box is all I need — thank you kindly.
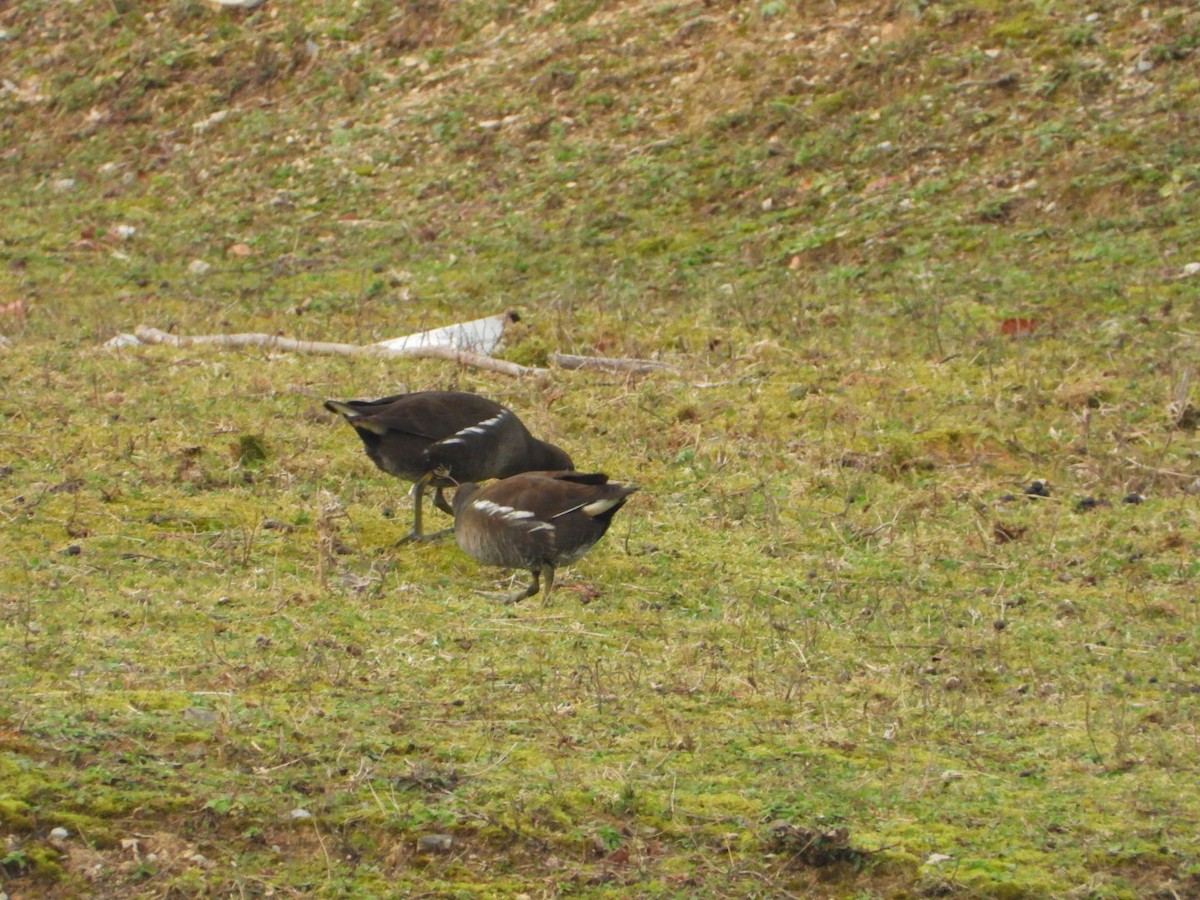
[324,399,360,418]
[324,400,388,434]
[582,485,638,517]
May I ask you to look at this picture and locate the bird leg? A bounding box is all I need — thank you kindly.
[500,565,554,606]
[396,473,452,544]
[431,484,455,516]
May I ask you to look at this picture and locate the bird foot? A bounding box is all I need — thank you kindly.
[395,527,453,546]
[472,589,538,605]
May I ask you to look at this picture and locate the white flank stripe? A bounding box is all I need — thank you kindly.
[472,499,552,532]
[448,410,509,444]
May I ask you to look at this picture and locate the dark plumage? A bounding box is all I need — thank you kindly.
[451,471,638,603]
[324,391,574,542]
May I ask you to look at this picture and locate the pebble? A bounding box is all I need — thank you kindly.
[417,834,454,853]
[188,259,213,276]
[289,808,312,820]
[182,707,219,726]
[49,827,70,840]
[192,110,229,133]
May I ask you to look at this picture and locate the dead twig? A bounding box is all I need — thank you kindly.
[133,325,548,378]
[549,352,677,374]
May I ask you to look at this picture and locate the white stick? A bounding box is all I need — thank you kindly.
[133,325,548,378]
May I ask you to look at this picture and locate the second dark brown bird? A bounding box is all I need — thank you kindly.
[324,391,574,542]
[452,470,638,603]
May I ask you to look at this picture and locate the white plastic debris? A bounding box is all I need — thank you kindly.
[105,333,141,348]
[376,311,517,356]
[207,0,264,9]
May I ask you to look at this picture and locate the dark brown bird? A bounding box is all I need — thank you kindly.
[451,471,637,603]
[324,391,574,542]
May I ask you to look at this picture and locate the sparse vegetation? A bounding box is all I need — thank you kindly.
[2,0,1198,896]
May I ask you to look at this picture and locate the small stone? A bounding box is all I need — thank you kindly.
[193,109,229,132]
[943,676,963,691]
[417,833,454,853]
[188,259,213,276]
[1123,492,1144,504]
[183,707,219,726]
[49,827,70,841]
[1180,262,1200,278]
[289,808,312,820]
[105,333,141,348]
[112,224,137,240]
[51,178,76,193]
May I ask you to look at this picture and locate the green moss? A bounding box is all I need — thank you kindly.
[989,13,1050,44]
[0,797,35,830]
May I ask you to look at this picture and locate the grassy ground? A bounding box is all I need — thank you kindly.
[2,0,1199,896]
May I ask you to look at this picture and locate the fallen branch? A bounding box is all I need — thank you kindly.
[1123,457,1195,480]
[133,325,548,378]
[549,352,676,374]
